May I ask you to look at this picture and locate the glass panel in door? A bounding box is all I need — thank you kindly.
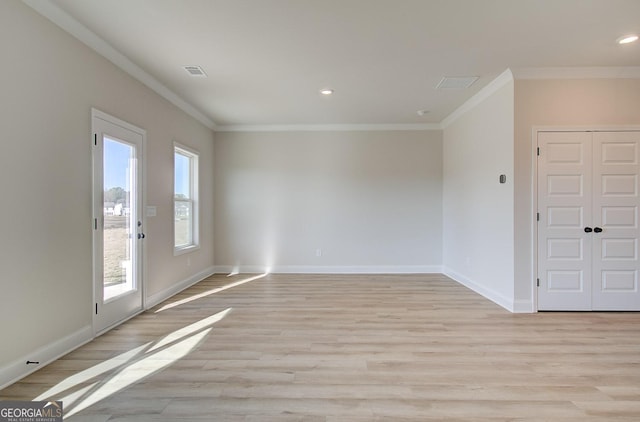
[103,137,136,301]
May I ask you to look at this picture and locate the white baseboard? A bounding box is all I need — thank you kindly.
[0,325,93,390]
[1,267,217,390]
[145,265,216,310]
[512,299,535,313]
[0,265,530,390]
[213,265,443,275]
[443,267,517,313]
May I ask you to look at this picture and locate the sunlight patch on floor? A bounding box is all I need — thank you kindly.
[34,308,231,417]
[154,273,268,313]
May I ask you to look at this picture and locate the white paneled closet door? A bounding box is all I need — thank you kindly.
[538,131,640,311]
[538,132,593,310]
[592,132,640,310]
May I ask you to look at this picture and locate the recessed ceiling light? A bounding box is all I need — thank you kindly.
[320,88,334,95]
[617,34,639,44]
[417,109,430,116]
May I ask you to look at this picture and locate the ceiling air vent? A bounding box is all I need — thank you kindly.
[183,66,207,77]
[436,76,478,89]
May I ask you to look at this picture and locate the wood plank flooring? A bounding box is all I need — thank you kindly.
[2,273,640,421]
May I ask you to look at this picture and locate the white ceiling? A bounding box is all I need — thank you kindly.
[34,0,640,128]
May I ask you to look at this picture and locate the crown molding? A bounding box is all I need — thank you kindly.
[214,123,442,132]
[18,2,640,135]
[22,0,216,130]
[511,66,640,79]
[441,68,514,129]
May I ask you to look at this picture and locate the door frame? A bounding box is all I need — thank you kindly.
[532,125,640,312]
[91,108,147,335]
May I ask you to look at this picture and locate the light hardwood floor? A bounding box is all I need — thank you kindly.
[2,273,640,421]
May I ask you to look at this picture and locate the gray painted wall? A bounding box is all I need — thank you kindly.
[0,1,214,386]
[214,130,443,272]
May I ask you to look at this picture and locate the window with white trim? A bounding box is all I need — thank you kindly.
[174,143,199,253]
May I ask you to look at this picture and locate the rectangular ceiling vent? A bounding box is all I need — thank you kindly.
[436,76,478,89]
[183,65,207,77]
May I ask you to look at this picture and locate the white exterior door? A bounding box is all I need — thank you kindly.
[92,109,145,334]
[537,131,640,311]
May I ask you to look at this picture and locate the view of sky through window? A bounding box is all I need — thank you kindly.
[174,152,190,198]
[104,138,132,190]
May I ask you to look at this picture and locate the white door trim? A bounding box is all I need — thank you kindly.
[532,125,640,312]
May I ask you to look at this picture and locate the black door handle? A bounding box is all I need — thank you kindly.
[137,233,146,239]
[584,227,593,233]
[594,227,603,233]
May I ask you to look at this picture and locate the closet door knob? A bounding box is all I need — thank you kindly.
[594,227,603,233]
[584,227,593,233]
